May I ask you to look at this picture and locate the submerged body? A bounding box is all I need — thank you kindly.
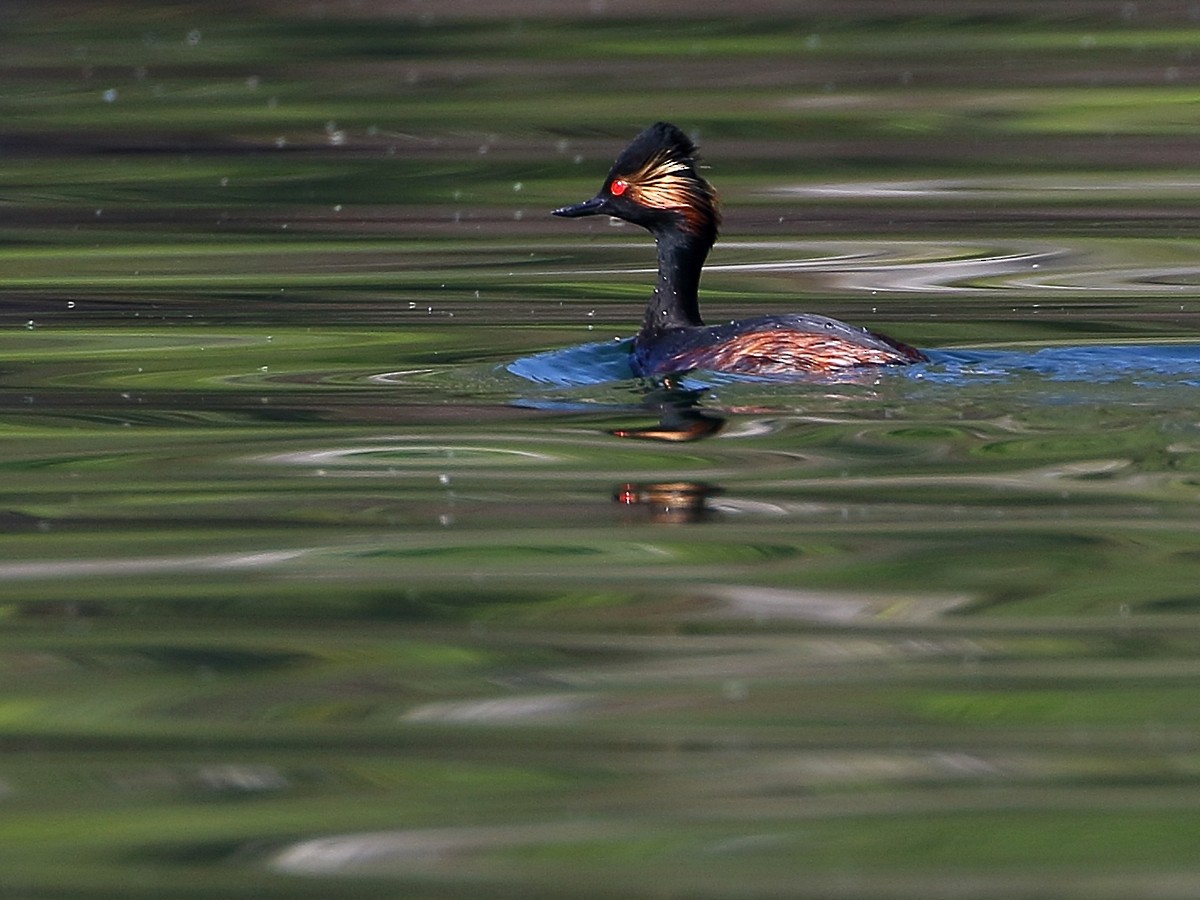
[553,122,925,378]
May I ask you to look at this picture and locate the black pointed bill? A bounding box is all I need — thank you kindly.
[552,195,608,218]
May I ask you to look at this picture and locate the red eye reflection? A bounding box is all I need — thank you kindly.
[610,178,629,197]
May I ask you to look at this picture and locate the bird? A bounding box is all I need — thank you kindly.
[553,122,926,378]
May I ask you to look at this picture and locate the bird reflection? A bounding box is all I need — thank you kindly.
[608,385,725,442]
[608,385,725,522]
[614,480,720,524]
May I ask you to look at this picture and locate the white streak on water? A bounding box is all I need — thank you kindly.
[257,445,556,467]
[0,550,306,580]
[402,693,598,723]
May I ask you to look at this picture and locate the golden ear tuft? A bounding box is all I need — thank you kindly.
[622,151,719,235]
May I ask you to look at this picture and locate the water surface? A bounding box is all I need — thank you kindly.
[5,3,1200,897]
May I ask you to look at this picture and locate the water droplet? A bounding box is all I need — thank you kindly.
[722,680,748,701]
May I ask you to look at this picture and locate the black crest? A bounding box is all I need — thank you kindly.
[605,123,720,240]
[607,122,699,183]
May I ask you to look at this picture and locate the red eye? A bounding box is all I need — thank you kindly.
[610,178,629,197]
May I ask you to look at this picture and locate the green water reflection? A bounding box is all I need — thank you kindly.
[6,2,1200,898]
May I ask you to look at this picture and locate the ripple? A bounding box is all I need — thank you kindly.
[542,232,1200,297]
[828,248,1066,292]
[258,443,559,469]
[779,175,1200,202]
[1009,264,1200,293]
[703,242,1067,293]
[368,368,440,384]
[701,584,970,623]
[541,239,1068,293]
[402,693,599,724]
[273,822,613,875]
[0,550,306,580]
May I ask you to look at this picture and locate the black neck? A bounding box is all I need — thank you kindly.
[640,228,710,335]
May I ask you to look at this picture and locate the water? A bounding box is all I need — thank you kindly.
[6,3,1200,897]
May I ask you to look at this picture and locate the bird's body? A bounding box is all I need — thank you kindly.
[553,122,926,378]
[632,312,925,378]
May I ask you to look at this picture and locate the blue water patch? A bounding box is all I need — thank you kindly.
[509,340,1200,390]
[506,339,636,386]
[920,345,1200,387]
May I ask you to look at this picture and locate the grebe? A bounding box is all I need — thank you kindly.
[553,122,926,378]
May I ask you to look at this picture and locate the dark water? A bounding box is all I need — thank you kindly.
[6,3,1200,897]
